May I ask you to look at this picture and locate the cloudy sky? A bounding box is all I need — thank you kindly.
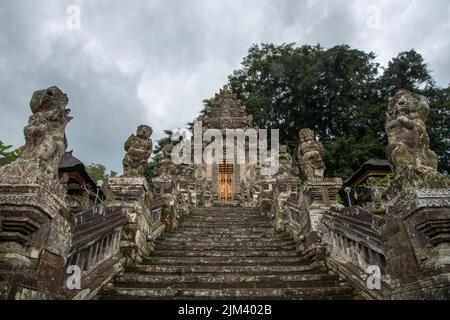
[1,0,449,173]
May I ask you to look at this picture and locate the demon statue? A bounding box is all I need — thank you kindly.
[298,129,325,179]
[278,145,294,177]
[0,86,72,196]
[386,89,450,191]
[154,144,177,179]
[122,125,153,177]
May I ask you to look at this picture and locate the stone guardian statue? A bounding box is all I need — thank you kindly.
[298,129,325,179]
[122,125,153,177]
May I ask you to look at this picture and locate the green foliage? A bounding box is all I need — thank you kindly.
[426,86,450,174]
[335,193,345,206]
[227,44,449,179]
[85,163,117,186]
[144,156,159,190]
[354,175,392,214]
[154,130,173,154]
[0,140,19,162]
[379,49,434,98]
[144,130,174,188]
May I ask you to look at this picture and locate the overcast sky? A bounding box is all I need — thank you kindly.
[1,0,449,173]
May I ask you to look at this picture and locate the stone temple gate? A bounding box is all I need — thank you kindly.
[0,86,449,300]
[195,86,257,205]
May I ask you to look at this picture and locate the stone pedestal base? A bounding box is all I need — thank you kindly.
[274,176,299,232]
[297,177,342,256]
[0,183,70,299]
[382,188,450,299]
[109,177,153,266]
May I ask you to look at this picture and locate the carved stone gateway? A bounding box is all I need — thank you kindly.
[382,90,450,300]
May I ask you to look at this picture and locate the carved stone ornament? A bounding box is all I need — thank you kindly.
[298,129,325,179]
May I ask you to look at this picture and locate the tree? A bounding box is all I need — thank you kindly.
[0,140,19,162]
[379,49,434,98]
[426,85,450,174]
[227,44,448,179]
[144,130,174,188]
[228,43,383,178]
[85,163,117,186]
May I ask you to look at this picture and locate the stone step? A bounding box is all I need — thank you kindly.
[170,229,281,236]
[154,243,298,251]
[191,207,258,211]
[188,212,260,217]
[113,273,340,289]
[189,210,260,214]
[176,225,276,230]
[159,234,292,242]
[99,204,354,300]
[186,217,262,222]
[155,239,297,247]
[126,263,327,275]
[143,256,308,266]
[150,250,298,257]
[101,286,354,300]
[180,221,272,227]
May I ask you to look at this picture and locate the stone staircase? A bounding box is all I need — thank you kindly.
[100,207,354,300]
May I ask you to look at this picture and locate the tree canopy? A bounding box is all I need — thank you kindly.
[85,163,117,186]
[227,43,449,178]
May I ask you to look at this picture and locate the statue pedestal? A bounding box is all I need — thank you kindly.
[109,177,153,266]
[0,183,71,299]
[153,178,180,230]
[382,188,450,299]
[274,176,299,231]
[298,177,342,260]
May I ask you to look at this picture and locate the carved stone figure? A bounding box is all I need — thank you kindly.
[278,145,294,177]
[0,86,72,195]
[154,144,177,179]
[298,129,325,179]
[386,90,450,190]
[122,125,153,177]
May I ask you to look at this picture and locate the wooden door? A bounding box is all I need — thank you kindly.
[219,163,234,204]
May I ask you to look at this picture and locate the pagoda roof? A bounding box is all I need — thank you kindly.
[200,86,254,129]
[343,159,393,188]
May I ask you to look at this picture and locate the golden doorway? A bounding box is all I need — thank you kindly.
[219,163,234,204]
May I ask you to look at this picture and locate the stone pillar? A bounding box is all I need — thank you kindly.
[273,176,299,231]
[109,124,154,266]
[0,86,72,299]
[381,189,450,299]
[0,185,71,299]
[153,177,178,230]
[298,177,342,260]
[381,90,450,299]
[108,177,153,266]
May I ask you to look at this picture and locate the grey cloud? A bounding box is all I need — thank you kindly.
[0,0,448,173]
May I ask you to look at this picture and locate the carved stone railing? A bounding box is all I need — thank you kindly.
[284,193,309,240]
[258,190,276,219]
[65,206,127,299]
[322,206,391,299]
